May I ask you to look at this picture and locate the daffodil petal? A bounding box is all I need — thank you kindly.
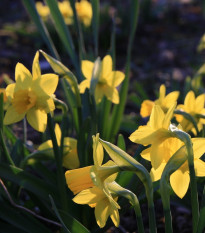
[32,51,41,80]
[106,71,125,87]
[65,166,93,194]
[163,102,176,129]
[38,74,58,96]
[38,140,53,150]
[184,91,195,111]
[54,123,61,145]
[159,84,166,99]
[140,100,154,118]
[194,159,205,176]
[5,83,15,99]
[95,199,110,228]
[93,135,104,166]
[103,86,119,104]
[150,162,166,181]
[79,79,90,93]
[15,63,32,91]
[192,138,205,159]
[26,108,47,132]
[63,150,80,169]
[150,105,165,129]
[3,105,25,125]
[110,207,120,227]
[141,147,151,161]
[163,91,179,108]
[195,94,205,112]
[150,143,164,169]
[81,60,94,80]
[101,55,112,78]
[170,169,190,199]
[73,186,103,205]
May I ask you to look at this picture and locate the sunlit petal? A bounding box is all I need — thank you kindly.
[81,60,94,80]
[3,105,25,125]
[26,108,47,132]
[170,169,190,198]
[194,159,205,176]
[32,51,41,80]
[140,100,154,118]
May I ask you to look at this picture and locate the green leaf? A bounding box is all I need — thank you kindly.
[0,163,58,202]
[0,198,52,233]
[45,0,80,75]
[91,0,99,56]
[21,0,59,59]
[50,195,90,233]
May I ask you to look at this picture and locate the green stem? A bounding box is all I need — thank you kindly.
[23,118,27,145]
[0,129,15,166]
[108,182,145,233]
[174,131,199,233]
[47,114,68,211]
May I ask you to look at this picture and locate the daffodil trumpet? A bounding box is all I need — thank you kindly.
[108,182,145,233]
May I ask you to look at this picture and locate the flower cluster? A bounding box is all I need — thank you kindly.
[36,0,92,27]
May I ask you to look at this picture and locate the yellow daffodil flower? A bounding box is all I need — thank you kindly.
[36,2,50,20]
[175,91,205,134]
[58,1,73,25]
[141,137,205,198]
[65,134,120,228]
[129,103,177,169]
[79,55,125,104]
[3,51,58,132]
[0,88,7,103]
[75,0,92,27]
[140,84,179,118]
[38,124,79,169]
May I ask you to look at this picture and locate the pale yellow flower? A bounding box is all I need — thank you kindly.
[58,1,73,25]
[140,84,179,117]
[175,91,205,134]
[79,55,125,104]
[65,134,120,228]
[75,0,92,27]
[36,2,50,20]
[38,124,80,169]
[3,52,58,132]
[130,104,177,169]
[142,137,205,198]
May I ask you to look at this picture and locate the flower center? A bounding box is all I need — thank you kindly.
[12,89,37,114]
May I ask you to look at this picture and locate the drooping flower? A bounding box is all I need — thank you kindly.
[141,136,205,198]
[79,55,125,104]
[175,91,205,134]
[140,84,179,118]
[38,124,79,169]
[75,0,92,27]
[3,51,58,132]
[65,134,120,228]
[129,103,177,169]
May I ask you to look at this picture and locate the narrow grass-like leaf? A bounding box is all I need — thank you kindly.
[91,0,99,56]
[117,134,126,151]
[0,163,58,201]
[45,0,80,76]
[108,0,140,141]
[69,0,86,59]
[50,196,90,233]
[22,0,59,59]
